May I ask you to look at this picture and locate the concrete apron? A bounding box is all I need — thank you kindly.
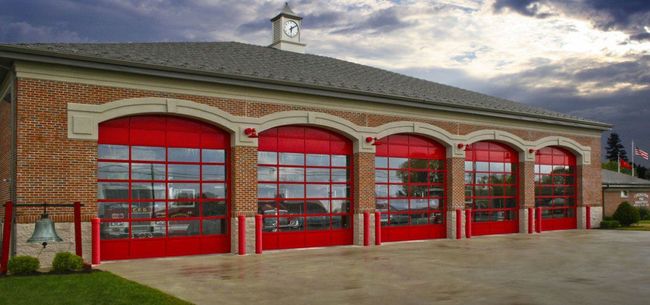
[100,230,650,305]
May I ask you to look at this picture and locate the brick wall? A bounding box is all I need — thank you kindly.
[447,158,465,210]
[0,98,10,210]
[520,161,535,208]
[354,152,375,213]
[13,77,603,223]
[231,146,257,216]
[603,189,650,216]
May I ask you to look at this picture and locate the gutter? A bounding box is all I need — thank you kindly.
[0,46,612,131]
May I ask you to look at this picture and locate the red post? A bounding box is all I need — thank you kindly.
[374,211,381,245]
[465,209,472,239]
[586,206,591,230]
[73,202,83,258]
[455,209,462,239]
[238,215,246,255]
[535,207,542,233]
[91,217,100,265]
[363,212,370,246]
[255,214,262,254]
[528,207,533,234]
[1,201,13,274]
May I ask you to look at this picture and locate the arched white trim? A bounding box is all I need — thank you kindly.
[66,97,595,159]
[530,136,592,165]
[462,130,529,161]
[255,111,371,153]
[67,97,246,145]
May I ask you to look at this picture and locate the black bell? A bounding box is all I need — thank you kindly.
[27,213,63,247]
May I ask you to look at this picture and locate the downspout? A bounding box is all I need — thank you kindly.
[8,66,16,257]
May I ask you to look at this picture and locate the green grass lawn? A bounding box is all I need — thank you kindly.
[617,220,650,231]
[0,271,193,305]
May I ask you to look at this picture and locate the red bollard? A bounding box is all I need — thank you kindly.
[255,214,263,254]
[586,206,591,230]
[465,209,472,239]
[238,215,246,255]
[456,209,462,239]
[73,202,83,258]
[535,207,542,233]
[1,201,13,274]
[528,207,533,234]
[363,212,370,246]
[374,211,381,245]
[91,217,100,265]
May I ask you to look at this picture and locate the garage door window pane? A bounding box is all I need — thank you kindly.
[168,220,200,236]
[98,162,129,180]
[131,163,166,180]
[98,183,129,200]
[169,148,199,162]
[203,219,226,235]
[99,144,129,160]
[132,146,165,161]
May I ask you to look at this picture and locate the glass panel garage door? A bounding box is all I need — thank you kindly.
[535,147,577,230]
[375,134,447,241]
[257,126,353,250]
[465,141,519,235]
[97,116,230,260]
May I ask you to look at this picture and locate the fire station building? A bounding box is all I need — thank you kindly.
[0,5,609,265]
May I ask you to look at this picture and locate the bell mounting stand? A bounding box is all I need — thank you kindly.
[1,201,86,274]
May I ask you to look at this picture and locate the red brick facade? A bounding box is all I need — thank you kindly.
[6,77,603,225]
[0,98,10,220]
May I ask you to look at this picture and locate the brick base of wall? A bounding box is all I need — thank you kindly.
[230,216,255,255]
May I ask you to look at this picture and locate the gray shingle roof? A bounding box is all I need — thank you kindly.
[0,41,609,128]
[602,169,650,187]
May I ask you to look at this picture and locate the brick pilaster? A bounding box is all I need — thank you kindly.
[447,157,465,239]
[230,146,257,216]
[353,152,375,245]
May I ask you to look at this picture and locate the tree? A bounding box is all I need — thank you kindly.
[606,132,627,162]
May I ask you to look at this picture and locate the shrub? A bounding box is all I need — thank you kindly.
[603,216,614,221]
[599,219,621,229]
[639,207,650,220]
[51,252,84,273]
[8,256,40,275]
[613,202,640,227]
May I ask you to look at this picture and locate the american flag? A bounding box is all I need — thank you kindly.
[636,147,649,160]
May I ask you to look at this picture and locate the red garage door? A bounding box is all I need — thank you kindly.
[97,115,230,260]
[375,134,447,241]
[257,126,353,250]
[535,147,577,230]
[465,142,519,236]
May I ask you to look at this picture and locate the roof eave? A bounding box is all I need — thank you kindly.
[0,46,611,131]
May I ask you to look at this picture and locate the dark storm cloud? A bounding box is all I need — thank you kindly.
[493,0,650,41]
[493,0,554,18]
[331,7,415,35]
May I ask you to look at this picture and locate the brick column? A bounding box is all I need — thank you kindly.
[576,161,603,229]
[447,157,466,239]
[519,161,535,233]
[354,152,375,245]
[230,146,257,254]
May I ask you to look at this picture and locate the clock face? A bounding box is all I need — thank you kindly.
[283,20,299,38]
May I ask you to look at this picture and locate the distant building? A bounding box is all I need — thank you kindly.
[602,169,650,216]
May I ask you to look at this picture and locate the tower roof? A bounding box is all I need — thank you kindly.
[271,2,302,21]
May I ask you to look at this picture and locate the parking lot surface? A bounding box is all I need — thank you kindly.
[100,230,650,305]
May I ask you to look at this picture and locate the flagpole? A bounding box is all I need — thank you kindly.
[632,140,635,176]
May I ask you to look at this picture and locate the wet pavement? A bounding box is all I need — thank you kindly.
[100,230,650,305]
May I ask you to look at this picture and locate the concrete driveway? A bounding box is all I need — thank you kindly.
[100,230,650,305]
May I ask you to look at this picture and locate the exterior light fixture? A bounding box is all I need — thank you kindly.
[244,128,258,138]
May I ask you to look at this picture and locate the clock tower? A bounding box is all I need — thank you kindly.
[269,2,306,53]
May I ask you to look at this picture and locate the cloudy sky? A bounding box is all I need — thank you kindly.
[2,0,649,165]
